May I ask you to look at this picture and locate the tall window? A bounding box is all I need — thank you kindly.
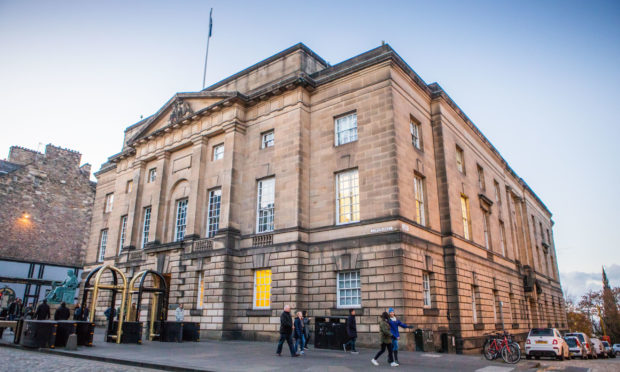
[206,189,221,238]
[213,144,224,160]
[499,220,507,256]
[494,181,501,206]
[335,113,357,146]
[483,210,491,249]
[472,286,478,323]
[256,177,275,233]
[98,229,108,262]
[336,169,360,224]
[539,222,544,243]
[196,272,205,309]
[460,195,471,240]
[477,165,485,191]
[546,229,551,246]
[337,270,361,308]
[423,272,432,308]
[253,269,272,309]
[261,130,274,149]
[104,193,114,213]
[531,215,537,245]
[492,290,498,322]
[174,198,188,242]
[141,206,151,249]
[509,293,517,323]
[148,168,156,183]
[456,146,465,173]
[119,215,128,254]
[410,120,421,149]
[126,180,133,194]
[414,175,426,226]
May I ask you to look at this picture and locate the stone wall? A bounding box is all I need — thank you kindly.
[0,144,95,267]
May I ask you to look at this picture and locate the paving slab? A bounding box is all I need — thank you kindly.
[1,328,608,372]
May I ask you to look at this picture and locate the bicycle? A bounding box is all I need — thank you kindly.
[483,331,521,364]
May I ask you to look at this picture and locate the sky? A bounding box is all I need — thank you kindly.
[1,1,618,298]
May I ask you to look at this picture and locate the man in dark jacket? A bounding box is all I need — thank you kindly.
[8,298,23,320]
[34,300,50,320]
[54,302,70,320]
[343,308,359,354]
[276,305,297,357]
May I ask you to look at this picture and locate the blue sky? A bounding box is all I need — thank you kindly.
[1,1,618,297]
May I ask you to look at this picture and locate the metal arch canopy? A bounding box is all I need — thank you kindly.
[126,269,169,341]
[80,264,128,344]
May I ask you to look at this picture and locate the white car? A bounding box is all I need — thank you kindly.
[565,332,594,359]
[591,338,606,358]
[613,343,620,355]
[564,336,587,359]
[525,328,570,360]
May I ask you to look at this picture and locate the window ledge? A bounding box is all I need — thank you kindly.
[247,309,271,317]
[331,308,364,316]
[474,323,485,330]
[423,308,439,316]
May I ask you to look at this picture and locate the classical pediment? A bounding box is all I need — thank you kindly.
[128,92,238,145]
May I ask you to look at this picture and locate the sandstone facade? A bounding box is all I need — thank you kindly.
[84,43,566,352]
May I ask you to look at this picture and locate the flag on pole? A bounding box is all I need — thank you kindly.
[202,8,213,89]
[208,8,213,38]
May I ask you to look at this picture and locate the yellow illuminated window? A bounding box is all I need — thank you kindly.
[254,269,271,309]
[460,195,471,240]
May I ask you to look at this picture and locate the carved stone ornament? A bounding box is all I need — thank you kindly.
[169,99,194,124]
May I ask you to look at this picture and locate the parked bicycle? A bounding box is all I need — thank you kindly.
[483,331,521,364]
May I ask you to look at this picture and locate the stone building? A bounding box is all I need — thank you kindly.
[84,43,566,352]
[0,144,95,308]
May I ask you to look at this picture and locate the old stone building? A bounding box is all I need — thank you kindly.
[85,43,566,352]
[0,144,95,308]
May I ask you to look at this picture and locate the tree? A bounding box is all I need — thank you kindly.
[565,295,593,335]
[601,267,620,343]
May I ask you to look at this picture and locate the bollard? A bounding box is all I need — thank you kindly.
[66,333,78,350]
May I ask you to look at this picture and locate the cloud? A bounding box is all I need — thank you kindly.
[561,264,620,300]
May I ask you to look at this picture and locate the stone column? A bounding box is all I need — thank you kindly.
[151,151,170,245]
[126,160,146,249]
[219,123,245,232]
[185,136,208,239]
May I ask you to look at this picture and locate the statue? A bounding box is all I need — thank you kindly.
[45,270,79,304]
[169,99,193,124]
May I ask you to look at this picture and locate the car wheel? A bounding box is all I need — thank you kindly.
[525,355,531,360]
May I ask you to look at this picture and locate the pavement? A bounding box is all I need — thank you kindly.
[1,328,618,372]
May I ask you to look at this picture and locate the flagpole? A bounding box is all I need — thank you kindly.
[202,8,213,90]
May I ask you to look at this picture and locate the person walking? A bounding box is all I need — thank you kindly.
[175,304,184,321]
[388,308,413,365]
[276,305,297,357]
[23,303,34,319]
[293,311,305,355]
[302,310,310,350]
[81,306,90,321]
[54,302,70,320]
[371,312,397,367]
[343,308,359,354]
[8,298,22,320]
[73,304,82,320]
[34,299,50,320]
